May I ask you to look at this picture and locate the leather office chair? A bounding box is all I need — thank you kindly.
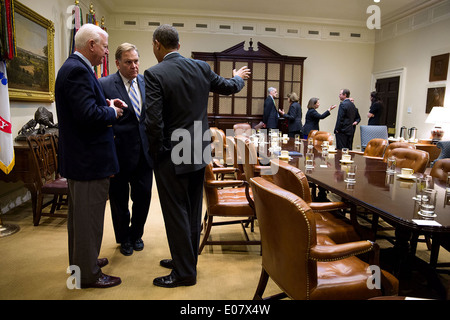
[430,158,450,181]
[431,140,450,166]
[199,162,260,254]
[233,122,252,136]
[389,148,429,173]
[235,135,273,182]
[250,176,399,300]
[383,142,415,162]
[312,131,333,148]
[269,160,364,243]
[360,125,388,151]
[27,134,68,226]
[225,135,245,180]
[362,138,388,158]
[307,130,318,140]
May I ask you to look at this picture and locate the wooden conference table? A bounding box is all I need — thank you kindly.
[260,139,450,280]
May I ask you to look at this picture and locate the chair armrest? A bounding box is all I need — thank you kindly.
[205,180,244,189]
[255,165,273,175]
[363,155,384,160]
[350,150,364,155]
[308,201,347,212]
[310,240,375,261]
[211,167,237,174]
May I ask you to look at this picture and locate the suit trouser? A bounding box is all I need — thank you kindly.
[109,153,153,244]
[67,178,109,284]
[335,132,353,150]
[154,152,205,279]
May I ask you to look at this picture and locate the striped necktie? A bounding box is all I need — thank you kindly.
[128,79,141,120]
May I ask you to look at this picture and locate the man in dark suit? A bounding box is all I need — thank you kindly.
[144,24,250,288]
[263,87,279,129]
[55,24,125,289]
[334,89,358,149]
[99,43,153,257]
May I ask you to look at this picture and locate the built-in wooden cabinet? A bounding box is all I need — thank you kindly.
[192,40,306,132]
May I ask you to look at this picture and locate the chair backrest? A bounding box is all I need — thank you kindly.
[307,130,318,140]
[225,135,245,180]
[360,125,388,151]
[250,176,317,300]
[270,159,312,203]
[383,142,415,162]
[389,148,429,173]
[233,123,252,136]
[235,135,260,181]
[430,158,450,181]
[27,134,58,188]
[203,162,219,208]
[312,131,333,147]
[210,127,226,162]
[363,138,388,157]
[435,141,450,162]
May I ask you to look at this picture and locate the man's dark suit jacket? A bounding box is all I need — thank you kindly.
[144,52,244,174]
[263,96,278,129]
[334,99,358,136]
[55,54,119,180]
[283,102,302,133]
[98,72,153,171]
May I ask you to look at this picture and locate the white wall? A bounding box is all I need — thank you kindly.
[373,17,450,140]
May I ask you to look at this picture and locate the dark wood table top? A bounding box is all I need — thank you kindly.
[264,139,450,234]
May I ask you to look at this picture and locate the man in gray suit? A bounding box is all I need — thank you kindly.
[99,43,153,257]
[144,24,250,288]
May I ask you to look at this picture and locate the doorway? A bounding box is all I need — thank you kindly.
[375,76,400,136]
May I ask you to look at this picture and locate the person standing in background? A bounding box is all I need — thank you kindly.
[279,92,302,138]
[302,97,336,139]
[99,43,153,257]
[55,24,126,289]
[334,89,358,149]
[263,87,279,129]
[367,91,383,125]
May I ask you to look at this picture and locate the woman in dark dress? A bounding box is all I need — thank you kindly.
[279,92,302,138]
[303,97,336,139]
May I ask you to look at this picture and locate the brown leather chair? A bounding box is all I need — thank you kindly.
[250,176,399,300]
[388,147,429,173]
[27,134,68,226]
[430,158,450,181]
[210,127,227,168]
[235,135,273,182]
[233,122,252,136]
[363,138,388,158]
[383,142,415,162]
[199,162,260,254]
[270,159,363,243]
[307,130,318,140]
[225,135,245,180]
[312,131,333,148]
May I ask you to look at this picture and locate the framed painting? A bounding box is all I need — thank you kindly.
[429,53,449,82]
[6,1,55,102]
[425,87,445,113]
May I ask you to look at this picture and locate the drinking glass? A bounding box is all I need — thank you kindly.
[386,156,396,174]
[305,153,314,169]
[419,188,437,218]
[295,134,300,144]
[342,148,349,155]
[413,175,433,201]
[344,164,357,184]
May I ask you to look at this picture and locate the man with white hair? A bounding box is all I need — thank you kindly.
[55,23,126,289]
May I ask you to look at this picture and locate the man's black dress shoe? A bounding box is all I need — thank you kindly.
[153,273,196,288]
[97,258,109,268]
[160,259,174,269]
[133,239,144,251]
[81,273,122,289]
[120,242,133,256]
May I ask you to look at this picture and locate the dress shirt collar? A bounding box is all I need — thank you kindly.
[74,51,94,71]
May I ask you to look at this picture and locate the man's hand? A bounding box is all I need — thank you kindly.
[107,99,128,118]
[233,66,251,80]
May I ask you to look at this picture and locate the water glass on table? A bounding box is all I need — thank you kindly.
[386,156,396,174]
[418,188,437,218]
[305,153,314,169]
[344,163,357,184]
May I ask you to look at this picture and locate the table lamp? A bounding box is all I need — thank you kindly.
[425,106,450,142]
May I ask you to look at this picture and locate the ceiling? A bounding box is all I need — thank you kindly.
[97,0,445,26]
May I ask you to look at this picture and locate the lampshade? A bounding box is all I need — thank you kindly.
[426,106,450,124]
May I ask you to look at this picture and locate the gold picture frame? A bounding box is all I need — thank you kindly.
[6,1,55,102]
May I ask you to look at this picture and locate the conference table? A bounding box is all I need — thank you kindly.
[258,138,449,296]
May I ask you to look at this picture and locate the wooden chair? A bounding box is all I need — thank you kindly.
[199,162,260,254]
[27,134,68,226]
[250,176,398,300]
[388,148,429,173]
[269,159,366,243]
